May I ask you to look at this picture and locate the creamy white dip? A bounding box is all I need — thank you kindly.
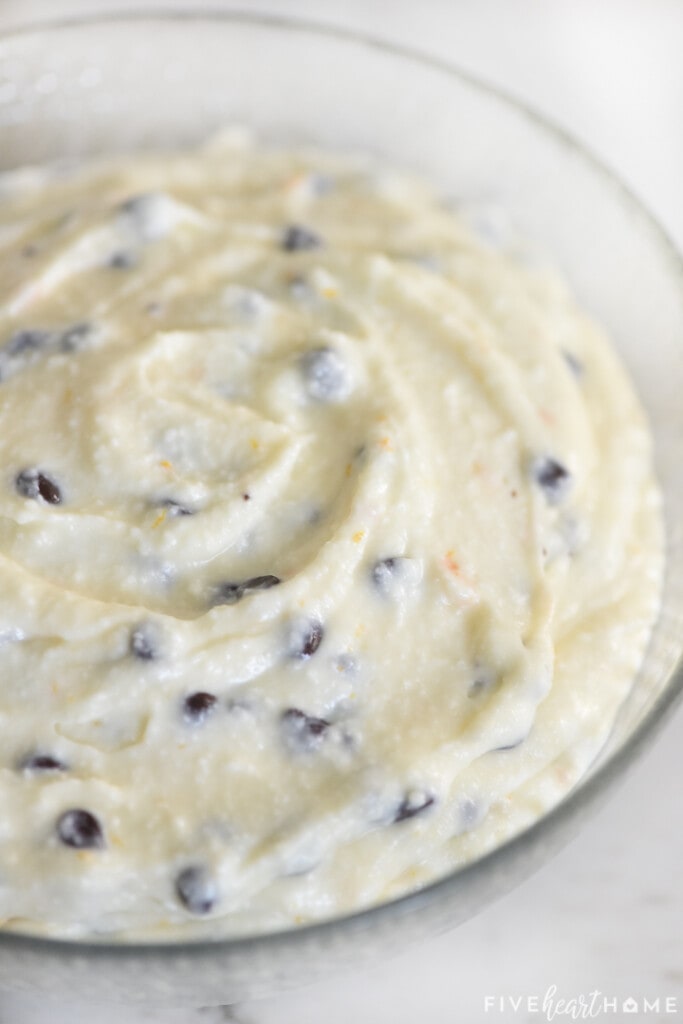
[0,133,663,938]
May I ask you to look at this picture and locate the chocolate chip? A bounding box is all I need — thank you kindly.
[281,707,330,750]
[56,809,105,850]
[282,224,323,252]
[287,619,324,659]
[531,456,572,504]
[393,790,436,824]
[212,575,281,606]
[108,250,136,269]
[20,753,68,774]
[300,347,350,402]
[183,691,218,723]
[129,623,159,661]
[5,329,51,356]
[15,469,62,505]
[36,475,61,504]
[175,865,218,915]
[245,575,281,592]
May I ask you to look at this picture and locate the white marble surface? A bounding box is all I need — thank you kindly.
[0,2,682,1022]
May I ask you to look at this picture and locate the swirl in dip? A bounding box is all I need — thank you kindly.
[0,134,663,938]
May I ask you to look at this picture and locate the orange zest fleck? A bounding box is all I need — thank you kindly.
[352,530,365,544]
[539,408,556,426]
[444,549,460,575]
[378,436,392,451]
[345,462,353,477]
[250,438,260,451]
[159,459,173,471]
[152,509,167,529]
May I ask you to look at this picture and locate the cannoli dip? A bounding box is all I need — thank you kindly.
[0,135,663,939]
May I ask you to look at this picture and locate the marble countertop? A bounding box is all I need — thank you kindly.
[0,2,681,1022]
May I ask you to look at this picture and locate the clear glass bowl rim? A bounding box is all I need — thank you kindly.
[0,6,681,963]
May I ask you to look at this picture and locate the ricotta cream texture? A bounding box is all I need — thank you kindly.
[0,135,663,938]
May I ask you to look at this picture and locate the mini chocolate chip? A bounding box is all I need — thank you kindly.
[5,329,51,356]
[287,619,324,659]
[244,574,282,592]
[242,492,251,501]
[15,469,62,505]
[175,865,218,915]
[531,456,572,504]
[393,790,436,824]
[300,347,350,402]
[282,224,323,252]
[301,621,324,657]
[129,623,160,661]
[108,250,136,269]
[281,707,330,750]
[183,691,218,723]
[56,809,105,849]
[213,575,281,606]
[21,753,67,774]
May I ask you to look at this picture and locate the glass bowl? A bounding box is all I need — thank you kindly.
[0,10,682,1009]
